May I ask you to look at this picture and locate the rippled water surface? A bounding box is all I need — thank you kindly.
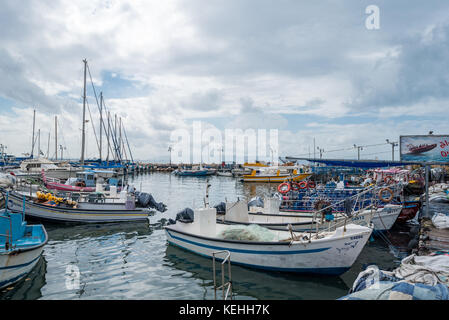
[0,172,412,300]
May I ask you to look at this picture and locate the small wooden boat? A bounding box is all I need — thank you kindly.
[165,206,373,275]
[0,196,48,289]
[4,190,151,223]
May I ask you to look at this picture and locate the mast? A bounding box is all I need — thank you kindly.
[106,111,110,165]
[55,116,58,161]
[31,109,36,158]
[81,58,87,165]
[119,117,122,163]
[38,129,41,158]
[114,114,118,161]
[99,92,103,162]
[46,132,50,158]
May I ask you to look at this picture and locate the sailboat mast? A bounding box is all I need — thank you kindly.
[47,132,50,158]
[114,114,118,161]
[119,117,122,163]
[107,111,110,165]
[99,92,103,162]
[81,58,87,165]
[31,109,36,158]
[55,116,58,161]
[38,129,41,158]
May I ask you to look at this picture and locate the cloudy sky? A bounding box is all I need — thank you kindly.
[1,0,448,162]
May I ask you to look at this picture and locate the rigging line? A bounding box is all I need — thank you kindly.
[85,97,101,156]
[122,125,134,163]
[56,116,70,160]
[103,102,123,162]
[86,62,110,158]
[86,62,129,164]
[87,62,120,162]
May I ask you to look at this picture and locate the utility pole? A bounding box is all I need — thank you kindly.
[386,139,398,161]
[313,138,316,159]
[353,144,363,160]
[317,147,324,159]
[168,146,173,165]
[81,58,87,165]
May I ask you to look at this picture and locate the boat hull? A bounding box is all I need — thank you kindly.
[279,204,402,231]
[0,246,44,289]
[371,204,402,231]
[242,173,311,183]
[218,209,373,232]
[6,192,150,223]
[165,224,372,275]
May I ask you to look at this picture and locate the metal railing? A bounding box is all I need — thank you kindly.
[212,250,232,300]
[277,184,400,239]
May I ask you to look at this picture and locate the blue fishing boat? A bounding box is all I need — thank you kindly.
[174,165,211,177]
[0,193,48,289]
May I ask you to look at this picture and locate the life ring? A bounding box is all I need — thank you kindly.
[277,183,291,194]
[379,187,394,203]
[384,176,393,184]
[307,181,316,189]
[291,182,300,191]
[298,181,307,189]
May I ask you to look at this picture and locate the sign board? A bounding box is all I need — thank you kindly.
[400,135,449,163]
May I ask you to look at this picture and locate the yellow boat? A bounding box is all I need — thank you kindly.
[242,167,312,183]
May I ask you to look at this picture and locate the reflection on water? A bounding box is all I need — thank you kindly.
[0,256,47,300]
[164,245,349,300]
[0,172,408,300]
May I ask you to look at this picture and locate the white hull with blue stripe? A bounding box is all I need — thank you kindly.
[6,191,150,223]
[0,245,45,289]
[370,204,402,231]
[165,207,373,275]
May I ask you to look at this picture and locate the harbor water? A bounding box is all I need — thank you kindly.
[0,172,413,300]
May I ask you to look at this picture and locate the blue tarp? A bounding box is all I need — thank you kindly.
[285,156,422,168]
[305,159,416,169]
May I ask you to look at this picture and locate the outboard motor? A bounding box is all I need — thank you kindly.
[135,192,167,212]
[248,196,264,210]
[214,202,226,215]
[171,207,194,224]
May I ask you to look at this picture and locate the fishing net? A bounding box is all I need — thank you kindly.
[219,224,276,241]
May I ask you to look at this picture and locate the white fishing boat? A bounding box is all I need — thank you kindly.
[216,170,233,177]
[247,192,402,232]
[217,199,373,232]
[278,202,402,232]
[13,158,77,180]
[165,205,373,275]
[4,190,152,223]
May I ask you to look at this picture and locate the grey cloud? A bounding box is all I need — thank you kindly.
[0,50,62,112]
[184,89,223,111]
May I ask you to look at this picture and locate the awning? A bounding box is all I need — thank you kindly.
[285,157,421,169]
